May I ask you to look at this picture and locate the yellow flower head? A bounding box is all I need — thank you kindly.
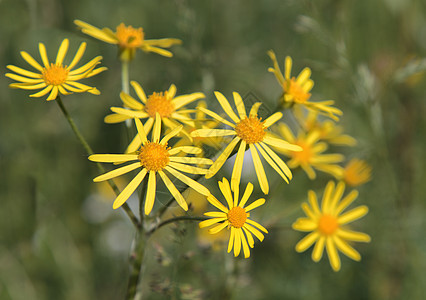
[191,91,302,194]
[89,114,211,214]
[267,50,342,121]
[341,158,372,187]
[104,81,204,153]
[275,123,344,180]
[199,178,268,258]
[74,20,182,61]
[292,181,371,271]
[6,39,106,101]
[295,109,357,146]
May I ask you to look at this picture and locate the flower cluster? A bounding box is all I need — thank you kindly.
[6,19,371,271]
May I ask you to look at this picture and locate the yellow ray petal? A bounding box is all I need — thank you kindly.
[206,137,240,178]
[38,43,49,68]
[206,194,228,213]
[228,227,235,253]
[249,144,269,194]
[326,237,341,271]
[232,92,246,119]
[67,42,86,70]
[130,81,147,103]
[295,231,319,253]
[243,223,265,242]
[29,85,52,98]
[168,162,208,175]
[46,86,59,101]
[144,171,157,215]
[335,190,359,215]
[169,156,213,165]
[165,166,210,196]
[233,228,242,257]
[20,51,43,71]
[263,112,282,128]
[89,154,138,162]
[249,102,262,117]
[263,135,302,152]
[218,178,234,209]
[336,229,371,243]
[214,91,240,123]
[172,92,205,110]
[338,206,368,225]
[199,217,227,228]
[240,230,251,258]
[312,235,325,262]
[191,129,236,137]
[120,91,144,110]
[255,143,289,183]
[159,170,189,211]
[55,39,69,65]
[244,198,265,212]
[333,235,361,261]
[238,182,253,208]
[168,146,202,155]
[6,65,41,78]
[112,169,147,209]
[246,219,268,233]
[231,140,246,192]
[5,73,43,84]
[93,162,141,182]
[208,222,228,234]
[104,113,131,124]
[242,227,255,248]
[198,107,236,128]
[160,125,183,145]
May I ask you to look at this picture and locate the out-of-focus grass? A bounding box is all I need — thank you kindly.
[0,0,425,299]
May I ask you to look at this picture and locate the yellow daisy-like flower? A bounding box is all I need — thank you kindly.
[89,114,211,214]
[295,109,357,146]
[275,123,344,179]
[191,91,302,194]
[292,181,371,271]
[340,158,372,187]
[104,80,204,153]
[5,39,106,101]
[74,20,182,61]
[267,50,342,121]
[199,178,268,258]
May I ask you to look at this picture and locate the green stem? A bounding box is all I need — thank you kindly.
[55,96,140,229]
[121,60,130,94]
[148,216,208,236]
[125,231,146,300]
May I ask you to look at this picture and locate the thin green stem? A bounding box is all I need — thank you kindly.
[148,216,208,236]
[121,60,130,94]
[55,96,140,229]
[125,231,146,300]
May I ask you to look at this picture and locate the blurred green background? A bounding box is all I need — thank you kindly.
[1,0,425,299]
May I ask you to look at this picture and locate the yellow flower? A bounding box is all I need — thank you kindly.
[292,181,371,271]
[191,91,302,194]
[74,20,182,61]
[199,178,268,258]
[89,114,211,214]
[275,123,344,179]
[5,39,106,101]
[340,158,372,187]
[267,50,342,121]
[295,109,357,146]
[104,80,204,153]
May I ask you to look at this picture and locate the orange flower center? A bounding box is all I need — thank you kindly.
[285,78,311,103]
[145,91,175,118]
[235,116,266,144]
[227,206,247,228]
[116,23,144,48]
[42,63,68,86]
[318,214,339,235]
[138,142,170,172]
[292,140,312,164]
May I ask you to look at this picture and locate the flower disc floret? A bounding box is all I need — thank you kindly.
[292,141,312,164]
[227,206,247,228]
[138,142,170,172]
[235,116,266,144]
[116,23,144,48]
[318,214,339,235]
[145,92,175,118]
[42,63,69,86]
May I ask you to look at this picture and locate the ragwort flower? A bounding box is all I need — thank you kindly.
[74,20,182,61]
[339,158,372,187]
[199,178,268,258]
[6,39,106,101]
[89,115,211,214]
[191,91,302,194]
[274,123,344,179]
[267,50,342,121]
[105,80,204,153]
[292,181,371,271]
